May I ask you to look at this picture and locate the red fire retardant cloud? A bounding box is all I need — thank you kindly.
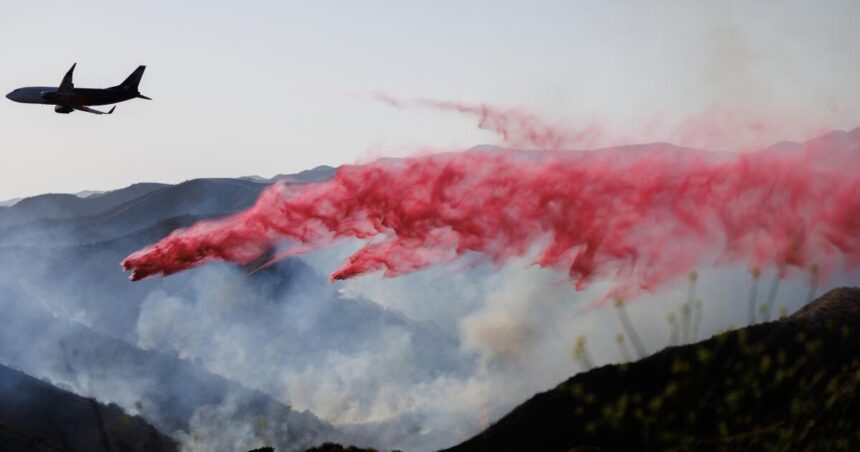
[122,128,860,297]
[373,93,598,150]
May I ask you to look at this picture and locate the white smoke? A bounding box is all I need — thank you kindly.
[2,197,859,452]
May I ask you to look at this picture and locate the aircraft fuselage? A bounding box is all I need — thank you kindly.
[6,86,138,106]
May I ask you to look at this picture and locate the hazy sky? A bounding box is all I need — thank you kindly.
[1,1,859,200]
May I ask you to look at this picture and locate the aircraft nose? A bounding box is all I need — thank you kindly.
[5,91,12,101]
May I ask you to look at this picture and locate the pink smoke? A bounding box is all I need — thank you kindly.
[373,94,602,151]
[122,126,860,298]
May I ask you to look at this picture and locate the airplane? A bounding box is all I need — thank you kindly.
[5,63,150,115]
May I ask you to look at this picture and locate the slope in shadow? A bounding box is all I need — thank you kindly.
[0,363,177,452]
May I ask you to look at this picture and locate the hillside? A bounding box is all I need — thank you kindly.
[0,165,338,245]
[448,288,860,451]
[0,178,269,247]
[0,183,167,229]
[0,169,465,451]
[0,265,346,449]
[0,363,177,452]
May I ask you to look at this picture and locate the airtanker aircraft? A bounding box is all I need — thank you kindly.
[6,63,150,115]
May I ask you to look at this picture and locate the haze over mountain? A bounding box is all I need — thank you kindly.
[0,183,167,228]
[1,133,858,451]
[0,164,464,450]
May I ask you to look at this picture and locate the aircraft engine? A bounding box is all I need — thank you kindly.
[54,105,73,114]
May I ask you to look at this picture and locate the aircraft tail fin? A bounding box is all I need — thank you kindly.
[118,65,146,90]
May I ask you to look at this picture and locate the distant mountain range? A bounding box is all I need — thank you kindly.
[0,190,103,208]
[0,183,168,227]
[0,165,336,211]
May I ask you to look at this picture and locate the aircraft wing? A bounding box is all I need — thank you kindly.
[74,105,116,115]
[58,63,76,95]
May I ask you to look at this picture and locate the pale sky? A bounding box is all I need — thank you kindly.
[1,1,859,200]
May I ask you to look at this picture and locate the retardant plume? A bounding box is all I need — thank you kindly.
[122,129,860,297]
[372,95,829,152]
[373,94,601,151]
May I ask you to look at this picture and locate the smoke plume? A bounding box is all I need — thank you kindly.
[123,123,859,299]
